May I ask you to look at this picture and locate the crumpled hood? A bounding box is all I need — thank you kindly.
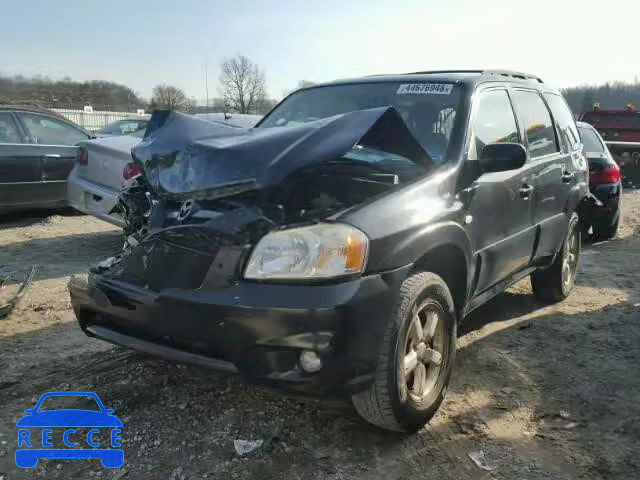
[131,107,431,199]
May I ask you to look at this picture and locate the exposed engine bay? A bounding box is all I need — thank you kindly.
[95,108,434,289]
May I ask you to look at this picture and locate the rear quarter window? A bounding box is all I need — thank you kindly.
[512,90,559,158]
[578,126,605,153]
[544,93,581,152]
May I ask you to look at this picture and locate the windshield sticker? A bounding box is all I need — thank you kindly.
[397,83,453,95]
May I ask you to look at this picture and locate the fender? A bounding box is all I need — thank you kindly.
[379,220,473,272]
[365,220,474,306]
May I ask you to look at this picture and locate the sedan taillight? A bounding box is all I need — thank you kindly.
[76,147,88,165]
[589,165,621,185]
[122,162,141,180]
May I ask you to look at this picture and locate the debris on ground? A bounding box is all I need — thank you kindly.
[234,439,264,456]
[168,467,185,480]
[0,265,36,318]
[468,450,498,471]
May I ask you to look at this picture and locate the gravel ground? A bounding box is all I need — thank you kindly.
[0,190,639,480]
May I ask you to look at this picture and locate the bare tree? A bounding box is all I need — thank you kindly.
[219,55,266,114]
[150,84,190,111]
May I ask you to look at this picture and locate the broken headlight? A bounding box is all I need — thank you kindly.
[244,223,368,280]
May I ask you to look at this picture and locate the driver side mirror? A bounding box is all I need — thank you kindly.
[480,143,527,173]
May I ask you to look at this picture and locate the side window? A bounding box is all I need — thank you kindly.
[467,89,520,161]
[512,90,559,158]
[17,113,87,146]
[544,93,580,152]
[0,113,22,144]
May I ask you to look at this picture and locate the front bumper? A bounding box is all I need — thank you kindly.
[69,265,410,396]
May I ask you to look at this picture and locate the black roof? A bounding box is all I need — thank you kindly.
[0,104,68,119]
[306,69,557,93]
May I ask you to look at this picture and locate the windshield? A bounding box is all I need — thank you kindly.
[581,112,640,129]
[578,126,605,153]
[259,82,462,163]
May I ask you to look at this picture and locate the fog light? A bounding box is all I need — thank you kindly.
[299,350,322,373]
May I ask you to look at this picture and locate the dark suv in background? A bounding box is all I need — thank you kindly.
[70,70,590,432]
[0,105,91,214]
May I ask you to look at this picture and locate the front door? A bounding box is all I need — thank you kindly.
[462,88,537,294]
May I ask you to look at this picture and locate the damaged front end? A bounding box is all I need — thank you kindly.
[99,107,433,289]
[69,107,431,394]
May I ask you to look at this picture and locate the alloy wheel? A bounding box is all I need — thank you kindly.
[402,300,447,404]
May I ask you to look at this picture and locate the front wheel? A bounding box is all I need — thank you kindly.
[351,272,457,432]
[531,212,580,302]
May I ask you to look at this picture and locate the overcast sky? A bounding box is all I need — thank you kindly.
[1,0,638,100]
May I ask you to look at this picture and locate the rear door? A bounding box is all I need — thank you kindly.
[15,112,89,204]
[464,87,537,294]
[510,90,575,260]
[0,111,46,210]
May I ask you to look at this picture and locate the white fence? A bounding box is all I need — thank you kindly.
[53,109,149,131]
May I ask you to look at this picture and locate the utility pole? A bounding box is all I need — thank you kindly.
[204,61,210,113]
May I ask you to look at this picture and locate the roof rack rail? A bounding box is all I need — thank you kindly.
[404,69,543,83]
[407,70,484,75]
[481,70,544,83]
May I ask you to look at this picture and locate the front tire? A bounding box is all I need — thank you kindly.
[351,272,457,432]
[531,212,580,302]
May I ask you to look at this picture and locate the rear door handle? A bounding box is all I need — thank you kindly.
[519,183,534,198]
[42,154,61,158]
[562,171,574,183]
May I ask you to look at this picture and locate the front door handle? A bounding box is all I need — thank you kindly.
[519,183,534,199]
[562,171,574,183]
[42,154,62,158]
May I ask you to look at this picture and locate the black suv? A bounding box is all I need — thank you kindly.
[70,70,589,432]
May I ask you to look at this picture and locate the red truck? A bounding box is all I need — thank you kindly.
[580,104,640,186]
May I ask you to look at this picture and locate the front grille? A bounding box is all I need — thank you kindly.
[118,239,215,291]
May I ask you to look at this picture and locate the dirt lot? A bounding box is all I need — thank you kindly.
[1,191,639,480]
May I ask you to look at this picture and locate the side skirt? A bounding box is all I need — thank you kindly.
[462,266,538,318]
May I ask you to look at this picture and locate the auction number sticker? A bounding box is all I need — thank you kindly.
[397,83,453,95]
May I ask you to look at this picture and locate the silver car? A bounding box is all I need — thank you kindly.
[66,131,143,226]
[67,113,262,226]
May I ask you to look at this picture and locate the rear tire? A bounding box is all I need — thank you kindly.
[351,272,457,432]
[531,212,580,302]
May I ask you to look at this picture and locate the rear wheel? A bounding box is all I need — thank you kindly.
[351,272,456,432]
[531,212,580,302]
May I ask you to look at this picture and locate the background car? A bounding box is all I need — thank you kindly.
[94,118,149,137]
[577,121,622,239]
[67,130,144,226]
[0,105,92,215]
[67,113,263,226]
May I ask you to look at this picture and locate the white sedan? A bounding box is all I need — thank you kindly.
[66,113,262,226]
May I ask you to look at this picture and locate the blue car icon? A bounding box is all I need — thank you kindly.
[16,391,123,468]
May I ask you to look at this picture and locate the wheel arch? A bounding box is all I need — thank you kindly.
[402,222,473,318]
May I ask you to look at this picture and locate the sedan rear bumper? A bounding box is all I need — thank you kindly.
[69,265,410,396]
[589,182,622,223]
[66,169,124,227]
